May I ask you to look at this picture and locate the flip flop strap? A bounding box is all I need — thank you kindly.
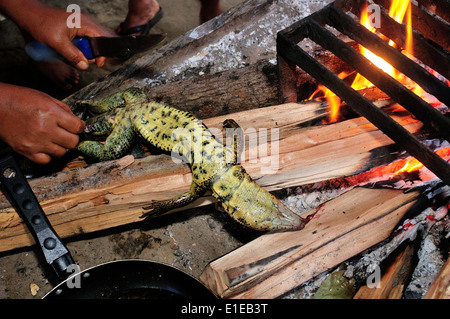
[118,7,163,36]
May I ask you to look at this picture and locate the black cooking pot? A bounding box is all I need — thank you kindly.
[0,151,215,299]
[45,259,214,299]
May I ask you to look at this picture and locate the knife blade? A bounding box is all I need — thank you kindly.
[25,34,166,62]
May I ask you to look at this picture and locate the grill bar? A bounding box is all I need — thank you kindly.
[325,5,450,106]
[277,0,450,186]
[307,16,450,141]
[375,0,450,51]
[347,0,450,78]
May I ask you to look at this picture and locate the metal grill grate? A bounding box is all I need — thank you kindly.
[277,0,450,185]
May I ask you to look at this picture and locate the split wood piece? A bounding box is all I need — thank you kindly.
[199,187,422,299]
[0,102,423,252]
[353,244,415,299]
[424,256,450,299]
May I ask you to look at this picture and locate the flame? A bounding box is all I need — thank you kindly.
[308,72,350,122]
[351,0,413,90]
[394,158,422,174]
[393,148,450,176]
[308,0,417,121]
[307,0,448,126]
[389,0,413,54]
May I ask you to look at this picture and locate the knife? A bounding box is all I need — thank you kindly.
[25,34,166,62]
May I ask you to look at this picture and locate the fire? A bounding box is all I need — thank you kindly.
[351,0,413,90]
[305,1,448,183]
[308,0,419,121]
[308,72,350,123]
[394,158,423,174]
[389,0,413,54]
[393,147,450,176]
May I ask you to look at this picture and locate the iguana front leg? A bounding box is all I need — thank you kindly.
[77,114,135,161]
[82,109,117,139]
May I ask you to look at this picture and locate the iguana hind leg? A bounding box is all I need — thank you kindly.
[223,119,243,165]
[141,182,207,219]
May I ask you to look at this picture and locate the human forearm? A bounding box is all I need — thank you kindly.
[0,0,47,34]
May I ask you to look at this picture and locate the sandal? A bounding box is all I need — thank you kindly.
[117,7,163,36]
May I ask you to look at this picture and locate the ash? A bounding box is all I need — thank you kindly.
[404,220,447,299]
[138,0,334,88]
[282,182,352,215]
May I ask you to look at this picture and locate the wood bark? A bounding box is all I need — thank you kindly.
[144,59,280,119]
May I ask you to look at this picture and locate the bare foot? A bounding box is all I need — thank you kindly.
[119,0,161,34]
[33,59,80,91]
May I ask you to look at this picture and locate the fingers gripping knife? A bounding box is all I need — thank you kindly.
[25,35,166,62]
[0,151,75,281]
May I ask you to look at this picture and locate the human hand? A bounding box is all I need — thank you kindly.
[26,6,115,69]
[0,83,85,164]
[0,0,115,69]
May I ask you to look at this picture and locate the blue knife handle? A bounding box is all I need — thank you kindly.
[72,37,94,59]
[25,37,93,62]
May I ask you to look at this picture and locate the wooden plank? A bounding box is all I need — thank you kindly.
[0,102,423,252]
[199,187,421,299]
[424,257,450,299]
[353,244,415,299]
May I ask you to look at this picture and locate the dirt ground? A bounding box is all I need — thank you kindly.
[0,0,249,299]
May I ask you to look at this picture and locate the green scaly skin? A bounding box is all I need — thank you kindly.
[76,88,306,231]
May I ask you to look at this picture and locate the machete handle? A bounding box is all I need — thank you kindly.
[25,37,93,62]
